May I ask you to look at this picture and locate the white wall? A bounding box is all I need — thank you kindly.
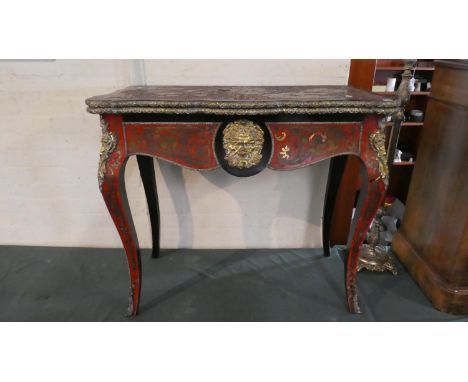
[0,59,350,248]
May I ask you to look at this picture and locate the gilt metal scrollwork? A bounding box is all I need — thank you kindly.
[98,117,117,191]
[126,285,135,317]
[369,127,389,186]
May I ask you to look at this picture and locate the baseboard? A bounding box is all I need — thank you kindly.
[392,231,468,315]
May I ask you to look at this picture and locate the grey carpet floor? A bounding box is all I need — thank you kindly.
[0,245,466,321]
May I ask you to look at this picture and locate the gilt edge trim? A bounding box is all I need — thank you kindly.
[87,106,401,115]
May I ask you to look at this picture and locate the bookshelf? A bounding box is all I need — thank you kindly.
[330,59,434,245]
[373,59,434,202]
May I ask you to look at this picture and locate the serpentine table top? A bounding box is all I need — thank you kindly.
[86,85,400,115]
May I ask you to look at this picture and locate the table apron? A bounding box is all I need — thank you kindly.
[124,122,220,170]
[267,122,362,170]
[123,121,362,171]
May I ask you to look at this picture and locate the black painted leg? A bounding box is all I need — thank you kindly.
[137,155,160,258]
[322,155,348,257]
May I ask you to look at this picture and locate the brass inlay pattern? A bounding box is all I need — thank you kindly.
[280,145,290,159]
[309,131,327,143]
[275,132,287,141]
[222,119,264,169]
[98,117,117,191]
[369,129,389,186]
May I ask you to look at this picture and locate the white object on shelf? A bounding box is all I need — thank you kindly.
[386,78,397,92]
[394,149,402,163]
[372,85,387,92]
[409,77,416,92]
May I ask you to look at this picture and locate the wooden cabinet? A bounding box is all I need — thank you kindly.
[392,60,468,314]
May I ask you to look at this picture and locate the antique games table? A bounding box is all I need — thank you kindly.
[86,85,402,317]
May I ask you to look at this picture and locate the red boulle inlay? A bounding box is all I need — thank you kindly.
[268,123,361,170]
[125,123,219,170]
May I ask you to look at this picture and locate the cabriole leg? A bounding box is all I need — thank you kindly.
[137,155,160,259]
[322,155,347,257]
[345,115,388,313]
[345,173,386,313]
[99,115,141,317]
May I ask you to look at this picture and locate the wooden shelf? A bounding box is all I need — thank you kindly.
[393,161,415,166]
[376,66,435,71]
[386,122,424,127]
[402,122,424,126]
[374,91,430,96]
